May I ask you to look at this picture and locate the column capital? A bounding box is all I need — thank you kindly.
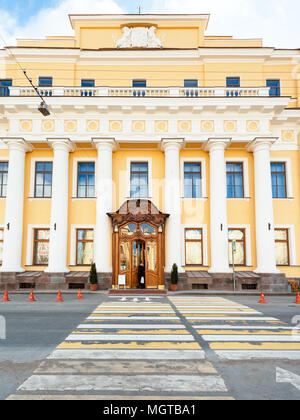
[161,138,185,152]
[47,138,75,152]
[92,138,116,152]
[3,138,33,153]
[203,138,231,152]
[247,137,278,153]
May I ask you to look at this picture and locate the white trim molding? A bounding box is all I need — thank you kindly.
[228,224,252,267]
[180,157,207,200]
[181,224,208,267]
[126,157,153,199]
[70,224,95,266]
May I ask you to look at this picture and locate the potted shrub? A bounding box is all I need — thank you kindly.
[89,263,98,291]
[170,263,178,292]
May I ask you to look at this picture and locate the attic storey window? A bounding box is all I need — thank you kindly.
[38,77,53,87]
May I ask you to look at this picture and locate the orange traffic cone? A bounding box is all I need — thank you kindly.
[258,291,267,304]
[56,290,63,302]
[77,289,83,300]
[295,292,300,304]
[2,290,10,302]
[28,290,36,302]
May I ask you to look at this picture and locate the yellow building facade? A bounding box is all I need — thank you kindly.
[0,13,299,291]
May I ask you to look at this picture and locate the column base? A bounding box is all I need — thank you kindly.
[254,267,280,275]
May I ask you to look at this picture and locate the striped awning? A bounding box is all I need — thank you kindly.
[186,271,212,278]
[65,271,89,278]
[17,271,41,277]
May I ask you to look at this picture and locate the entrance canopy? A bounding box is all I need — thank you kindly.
[108,199,169,228]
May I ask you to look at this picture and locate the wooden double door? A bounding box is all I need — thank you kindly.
[114,221,164,289]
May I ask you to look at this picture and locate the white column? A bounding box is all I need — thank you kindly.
[162,139,184,273]
[205,139,231,273]
[248,138,279,273]
[1,139,31,272]
[45,139,73,273]
[94,139,115,273]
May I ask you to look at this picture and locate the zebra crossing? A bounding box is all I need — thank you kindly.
[170,296,300,361]
[8,296,233,400]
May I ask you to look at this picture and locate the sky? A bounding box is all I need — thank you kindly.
[0,0,299,49]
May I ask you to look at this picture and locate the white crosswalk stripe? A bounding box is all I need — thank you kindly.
[9,296,232,400]
[170,296,300,360]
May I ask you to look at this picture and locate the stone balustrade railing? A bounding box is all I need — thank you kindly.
[6,86,271,97]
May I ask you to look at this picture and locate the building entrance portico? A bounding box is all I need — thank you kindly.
[109,200,169,290]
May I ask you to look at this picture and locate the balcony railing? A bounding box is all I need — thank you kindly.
[5,86,271,98]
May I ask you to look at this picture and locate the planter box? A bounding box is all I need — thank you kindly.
[89,284,98,291]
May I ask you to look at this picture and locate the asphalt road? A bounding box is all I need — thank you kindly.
[0,293,105,400]
[0,293,300,400]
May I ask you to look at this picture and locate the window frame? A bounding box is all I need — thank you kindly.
[0,161,8,198]
[127,158,152,199]
[181,158,206,200]
[183,162,202,199]
[34,161,53,198]
[267,79,280,97]
[274,228,290,266]
[132,79,147,88]
[81,79,95,87]
[226,161,244,199]
[271,161,287,199]
[33,228,50,266]
[77,162,96,198]
[76,228,94,266]
[0,79,12,97]
[184,79,198,87]
[184,228,203,267]
[226,76,241,87]
[228,227,246,267]
[38,76,53,87]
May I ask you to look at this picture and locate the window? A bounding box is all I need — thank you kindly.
[184,79,198,87]
[76,229,94,265]
[38,77,53,87]
[226,77,240,87]
[0,228,3,265]
[77,163,95,198]
[271,163,287,198]
[130,162,148,198]
[0,162,8,197]
[267,79,280,97]
[227,163,244,198]
[81,79,95,87]
[33,229,50,265]
[132,79,147,87]
[184,163,201,198]
[228,229,246,266]
[34,162,52,198]
[185,229,203,266]
[275,228,289,266]
[0,79,12,96]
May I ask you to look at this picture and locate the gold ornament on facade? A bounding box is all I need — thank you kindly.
[41,120,55,132]
[86,120,100,132]
[19,120,32,132]
[201,120,214,132]
[178,120,191,133]
[224,120,237,133]
[109,120,123,132]
[154,120,168,133]
[246,120,260,132]
[64,120,77,133]
[132,120,146,133]
[281,130,295,143]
